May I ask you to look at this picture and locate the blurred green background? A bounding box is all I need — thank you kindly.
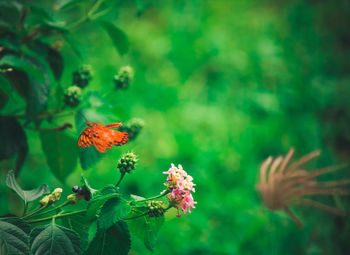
[1,0,350,254]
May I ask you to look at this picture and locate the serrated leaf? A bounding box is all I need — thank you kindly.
[0,217,30,255]
[60,211,91,251]
[30,223,81,255]
[98,197,130,230]
[99,21,129,55]
[6,170,49,203]
[86,186,120,220]
[40,131,78,182]
[128,209,165,252]
[86,221,130,255]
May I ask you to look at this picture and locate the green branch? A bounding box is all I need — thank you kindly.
[27,209,87,224]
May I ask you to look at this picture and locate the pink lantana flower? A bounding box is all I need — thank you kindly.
[162,163,197,217]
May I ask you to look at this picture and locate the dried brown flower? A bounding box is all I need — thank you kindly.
[257,148,349,228]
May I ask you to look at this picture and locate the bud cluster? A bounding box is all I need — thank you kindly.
[147,200,166,217]
[39,188,63,207]
[73,65,93,88]
[64,85,82,107]
[114,66,134,89]
[119,118,144,141]
[117,152,138,174]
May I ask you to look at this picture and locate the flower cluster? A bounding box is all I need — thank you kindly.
[162,164,196,217]
[117,152,138,174]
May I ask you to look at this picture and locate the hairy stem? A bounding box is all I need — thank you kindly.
[115,173,126,187]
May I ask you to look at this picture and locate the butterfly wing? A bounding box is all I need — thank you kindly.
[78,127,94,148]
[90,127,129,153]
[105,122,123,129]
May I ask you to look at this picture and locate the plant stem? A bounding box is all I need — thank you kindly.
[27,209,87,224]
[22,202,28,217]
[67,0,105,30]
[23,205,45,219]
[135,191,170,203]
[115,173,125,187]
[123,212,148,220]
[29,201,71,219]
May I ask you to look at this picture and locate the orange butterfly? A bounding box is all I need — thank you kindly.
[78,122,129,153]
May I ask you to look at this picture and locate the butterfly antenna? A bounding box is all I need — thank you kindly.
[72,111,88,122]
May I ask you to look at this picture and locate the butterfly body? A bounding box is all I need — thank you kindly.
[78,122,128,152]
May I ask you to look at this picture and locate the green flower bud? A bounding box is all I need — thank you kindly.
[73,65,93,88]
[64,85,82,107]
[147,201,166,217]
[39,188,63,207]
[119,118,144,141]
[51,188,63,203]
[67,193,83,204]
[114,66,134,90]
[117,152,138,174]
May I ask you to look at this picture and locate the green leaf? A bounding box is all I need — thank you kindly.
[40,131,78,182]
[128,209,165,252]
[6,170,50,204]
[98,197,130,230]
[86,186,120,220]
[0,217,30,255]
[0,1,22,29]
[28,40,63,81]
[0,54,46,82]
[63,34,85,59]
[46,47,63,80]
[58,0,90,10]
[0,237,8,255]
[86,221,130,255]
[30,223,81,255]
[60,211,91,251]
[0,89,8,109]
[0,117,28,175]
[99,21,129,56]
[26,77,50,121]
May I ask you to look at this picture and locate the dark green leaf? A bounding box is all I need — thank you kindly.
[86,186,120,220]
[6,170,50,203]
[60,211,91,251]
[99,21,129,55]
[0,116,28,175]
[0,54,46,82]
[0,217,30,255]
[63,34,85,59]
[26,77,49,121]
[46,47,63,80]
[98,197,130,230]
[0,1,22,29]
[28,40,63,80]
[0,237,8,255]
[0,89,8,109]
[86,221,130,255]
[40,131,78,182]
[58,0,90,10]
[30,223,81,255]
[128,208,164,252]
